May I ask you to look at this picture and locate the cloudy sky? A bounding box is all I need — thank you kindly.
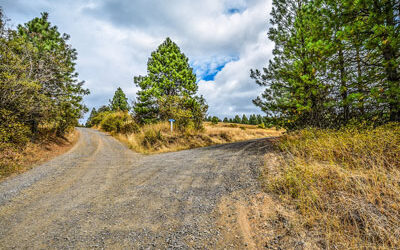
[1,0,273,119]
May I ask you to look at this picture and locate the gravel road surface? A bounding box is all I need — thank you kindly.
[0,128,273,249]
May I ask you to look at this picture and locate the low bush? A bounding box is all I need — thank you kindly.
[211,116,219,124]
[142,129,164,148]
[261,123,400,248]
[120,121,140,135]
[96,111,138,134]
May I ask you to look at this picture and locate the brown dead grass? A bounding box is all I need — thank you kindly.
[258,123,400,249]
[0,129,79,181]
[115,122,283,154]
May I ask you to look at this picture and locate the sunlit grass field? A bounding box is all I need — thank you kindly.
[260,123,400,248]
[115,121,283,154]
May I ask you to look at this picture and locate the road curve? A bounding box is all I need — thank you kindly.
[0,128,273,249]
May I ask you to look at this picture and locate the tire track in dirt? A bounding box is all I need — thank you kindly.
[0,128,274,249]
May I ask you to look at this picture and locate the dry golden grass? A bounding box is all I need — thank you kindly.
[115,122,283,154]
[260,123,400,249]
[0,129,79,181]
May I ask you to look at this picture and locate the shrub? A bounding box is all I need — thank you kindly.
[91,111,112,127]
[142,129,163,147]
[258,122,266,129]
[120,121,139,134]
[158,95,207,132]
[211,116,219,124]
[99,112,134,133]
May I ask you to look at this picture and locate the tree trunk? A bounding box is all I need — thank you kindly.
[338,45,349,123]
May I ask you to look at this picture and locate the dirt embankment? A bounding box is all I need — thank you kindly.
[0,129,79,181]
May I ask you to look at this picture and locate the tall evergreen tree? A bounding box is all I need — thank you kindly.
[85,108,97,127]
[242,114,249,124]
[249,114,258,125]
[133,38,203,124]
[233,115,242,123]
[251,0,331,129]
[110,87,130,111]
[351,0,400,121]
[17,13,89,134]
[252,0,400,129]
[256,114,264,124]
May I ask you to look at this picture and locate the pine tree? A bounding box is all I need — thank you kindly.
[110,87,130,111]
[253,0,400,128]
[241,114,249,124]
[233,115,242,123]
[85,108,97,127]
[211,116,219,124]
[134,38,202,124]
[256,114,263,124]
[17,12,89,134]
[352,0,400,121]
[249,114,258,125]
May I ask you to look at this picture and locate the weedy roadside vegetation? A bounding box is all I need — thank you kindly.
[261,123,400,248]
[0,126,78,180]
[113,121,282,154]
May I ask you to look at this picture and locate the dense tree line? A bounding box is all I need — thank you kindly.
[251,0,399,130]
[0,9,89,147]
[207,114,271,126]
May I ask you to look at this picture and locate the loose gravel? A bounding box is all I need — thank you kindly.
[0,128,273,249]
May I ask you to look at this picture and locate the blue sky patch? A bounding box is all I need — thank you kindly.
[202,64,225,81]
[227,8,241,14]
[192,56,239,82]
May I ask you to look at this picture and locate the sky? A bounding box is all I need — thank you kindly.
[1,0,274,120]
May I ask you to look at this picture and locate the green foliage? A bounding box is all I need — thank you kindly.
[211,116,219,124]
[133,38,207,128]
[249,114,258,125]
[110,87,130,111]
[256,114,264,125]
[252,0,400,129]
[233,115,242,124]
[241,114,249,124]
[0,9,88,146]
[258,122,266,129]
[0,109,31,148]
[99,112,137,134]
[85,108,97,127]
[157,95,207,131]
[16,12,89,135]
[98,105,111,113]
[90,111,111,127]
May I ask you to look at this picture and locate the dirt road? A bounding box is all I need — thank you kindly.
[0,128,273,249]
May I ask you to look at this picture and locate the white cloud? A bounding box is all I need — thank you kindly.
[1,0,274,119]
